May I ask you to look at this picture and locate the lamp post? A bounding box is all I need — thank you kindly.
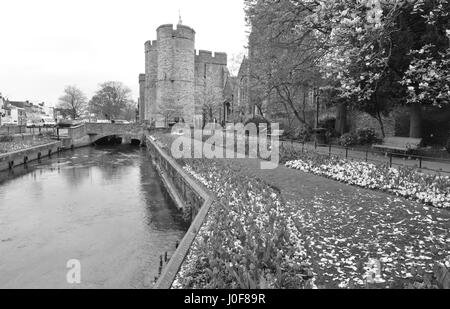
[315,87,320,129]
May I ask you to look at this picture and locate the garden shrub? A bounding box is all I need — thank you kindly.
[318,117,337,138]
[356,128,380,145]
[338,132,359,147]
[295,127,312,142]
[281,126,313,142]
[338,129,379,147]
[244,116,271,134]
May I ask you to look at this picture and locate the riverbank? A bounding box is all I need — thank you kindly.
[0,134,55,154]
[0,139,61,171]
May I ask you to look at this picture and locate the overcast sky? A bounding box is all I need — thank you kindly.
[0,0,248,106]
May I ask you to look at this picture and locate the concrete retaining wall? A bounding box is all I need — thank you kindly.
[146,135,214,289]
[0,141,61,172]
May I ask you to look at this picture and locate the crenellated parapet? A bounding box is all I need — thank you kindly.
[145,40,158,52]
[157,24,195,41]
[195,50,227,65]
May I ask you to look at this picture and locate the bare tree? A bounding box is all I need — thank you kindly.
[202,83,222,125]
[58,86,87,119]
[228,52,245,77]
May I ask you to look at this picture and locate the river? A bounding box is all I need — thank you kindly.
[0,145,187,289]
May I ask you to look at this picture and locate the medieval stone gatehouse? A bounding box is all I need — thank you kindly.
[139,22,231,127]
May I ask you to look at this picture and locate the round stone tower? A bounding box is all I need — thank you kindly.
[145,40,158,122]
[156,24,196,124]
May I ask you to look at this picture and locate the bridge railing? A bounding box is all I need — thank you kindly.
[84,123,142,135]
[66,123,144,142]
[146,135,214,289]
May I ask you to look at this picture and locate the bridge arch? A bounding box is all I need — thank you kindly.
[90,133,143,145]
[67,123,145,147]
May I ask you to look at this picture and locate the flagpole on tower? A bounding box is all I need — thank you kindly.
[178,9,182,25]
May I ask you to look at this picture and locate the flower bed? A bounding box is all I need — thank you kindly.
[285,152,450,209]
[171,159,314,289]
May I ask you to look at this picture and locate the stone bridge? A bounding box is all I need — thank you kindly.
[65,123,145,148]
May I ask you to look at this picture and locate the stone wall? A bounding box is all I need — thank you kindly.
[0,141,61,171]
[84,123,143,136]
[146,135,214,289]
[195,50,228,123]
[139,74,145,121]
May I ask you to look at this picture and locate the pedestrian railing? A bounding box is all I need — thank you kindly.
[280,139,450,175]
[0,125,59,137]
[0,125,26,135]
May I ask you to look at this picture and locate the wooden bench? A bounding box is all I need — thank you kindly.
[373,137,422,153]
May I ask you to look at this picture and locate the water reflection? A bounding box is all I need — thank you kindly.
[0,145,187,289]
[139,156,181,231]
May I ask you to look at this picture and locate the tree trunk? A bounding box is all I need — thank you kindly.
[302,91,307,127]
[376,110,386,138]
[275,86,310,129]
[409,102,422,138]
[209,107,213,124]
[335,102,347,136]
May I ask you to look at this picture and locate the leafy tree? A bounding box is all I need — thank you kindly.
[90,81,132,120]
[401,45,450,136]
[309,0,449,137]
[403,45,450,109]
[244,0,325,129]
[245,0,450,138]
[58,85,87,119]
[121,100,138,121]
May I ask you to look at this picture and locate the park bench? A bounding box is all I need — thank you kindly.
[373,137,422,153]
